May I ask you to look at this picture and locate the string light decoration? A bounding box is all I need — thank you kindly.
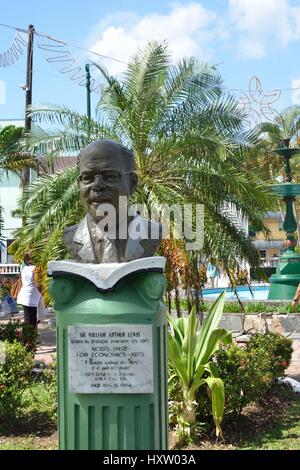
[232,76,282,127]
[1,23,299,107]
[37,36,102,92]
[0,31,27,67]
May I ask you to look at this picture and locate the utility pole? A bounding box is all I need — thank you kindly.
[23,24,34,187]
[85,63,91,120]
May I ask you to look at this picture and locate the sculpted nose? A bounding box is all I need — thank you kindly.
[92,175,105,190]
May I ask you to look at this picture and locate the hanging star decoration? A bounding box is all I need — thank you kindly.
[233,76,281,128]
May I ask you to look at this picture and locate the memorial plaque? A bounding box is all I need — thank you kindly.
[68,324,153,393]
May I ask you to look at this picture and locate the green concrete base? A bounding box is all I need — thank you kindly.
[268,275,300,299]
[268,250,300,300]
[48,267,168,450]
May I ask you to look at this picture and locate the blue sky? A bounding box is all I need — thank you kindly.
[1,0,300,125]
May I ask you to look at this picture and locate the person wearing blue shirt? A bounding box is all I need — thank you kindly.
[207,262,219,288]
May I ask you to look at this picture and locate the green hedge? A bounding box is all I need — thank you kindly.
[0,320,38,354]
[0,341,34,416]
[215,333,293,415]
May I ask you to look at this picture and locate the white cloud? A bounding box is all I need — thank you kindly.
[87,2,226,75]
[86,0,300,74]
[229,0,300,58]
[292,79,300,105]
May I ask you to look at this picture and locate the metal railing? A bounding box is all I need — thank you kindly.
[0,264,20,275]
[260,257,279,268]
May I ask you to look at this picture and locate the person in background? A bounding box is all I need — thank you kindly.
[206,262,219,288]
[292,283,300,309]
[17,252,41,327]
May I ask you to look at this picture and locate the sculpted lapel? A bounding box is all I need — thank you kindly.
[73,216,96,262]
[71,214,147,263]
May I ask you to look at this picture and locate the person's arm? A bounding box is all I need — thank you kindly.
[292,283,300,307]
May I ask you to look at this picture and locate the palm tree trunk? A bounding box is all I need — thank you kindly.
[177,391,197,443]
[174,281,181,318]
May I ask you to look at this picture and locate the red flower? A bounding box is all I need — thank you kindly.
[0,384,5,390]
[281,360,288,368]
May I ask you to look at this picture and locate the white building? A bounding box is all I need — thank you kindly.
[0,118,77,265]
[0,119,24,263]
[0,118,42,263]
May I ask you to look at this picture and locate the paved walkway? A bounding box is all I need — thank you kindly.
[35,322,56,365]
[35,322,300,381]
[286,339,300,381]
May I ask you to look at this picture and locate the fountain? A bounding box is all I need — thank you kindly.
[268,139,300,299]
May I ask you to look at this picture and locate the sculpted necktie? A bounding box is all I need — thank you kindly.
[102,236,118,263]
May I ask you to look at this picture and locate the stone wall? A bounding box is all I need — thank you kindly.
[171,311,300,340]
[219,314,300,340]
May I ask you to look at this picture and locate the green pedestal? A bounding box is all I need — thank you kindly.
[48,264,168,450]
[268,147,300,300]
[268,250,300,300]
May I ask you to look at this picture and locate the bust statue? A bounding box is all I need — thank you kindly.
[63,140,162,263]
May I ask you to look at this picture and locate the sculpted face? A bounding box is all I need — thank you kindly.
[78,140,137,221]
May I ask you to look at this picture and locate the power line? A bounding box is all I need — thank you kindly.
[35,29,127,65]
[0,23,27,33]
[0,22,127,65]
[1,22,300,92]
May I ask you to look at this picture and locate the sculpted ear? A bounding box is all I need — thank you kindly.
[130,172,138,194]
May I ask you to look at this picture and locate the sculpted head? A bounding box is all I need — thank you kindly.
[77,140,138,221]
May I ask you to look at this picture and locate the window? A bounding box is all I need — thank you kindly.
[248,226,257,237]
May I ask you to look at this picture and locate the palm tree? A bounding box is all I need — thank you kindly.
[258,106,300,145]
[0,125,37,236]
[254,106,300,179]
[0,125,37,178]
[256,105,300,240]
[10,42,275,298]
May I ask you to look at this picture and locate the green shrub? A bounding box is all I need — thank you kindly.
[215,333,293,415]
[172,299,300,314]
[22,359,57,420]
[0,320,38,354]
[0,341,34,415]
[247,332,293,380]
[42,359,57,417]
[215,343,273,415]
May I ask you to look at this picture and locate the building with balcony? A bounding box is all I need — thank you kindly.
[250,211,285,270]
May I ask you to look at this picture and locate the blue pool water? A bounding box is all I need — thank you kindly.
[202,285,269,301]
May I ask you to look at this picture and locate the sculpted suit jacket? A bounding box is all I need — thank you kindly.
[63,214,162,263]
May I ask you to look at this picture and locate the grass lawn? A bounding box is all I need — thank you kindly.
[171,384,300,450]
[240,388,300,450]
[173,299,300,314]
[0,371,57,450]
[0,379,299,450]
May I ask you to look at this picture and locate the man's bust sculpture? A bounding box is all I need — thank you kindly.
[64,140,162,263]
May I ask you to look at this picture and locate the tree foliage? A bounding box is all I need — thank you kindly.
[10,42,275,285]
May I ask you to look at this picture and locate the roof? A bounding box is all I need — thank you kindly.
[264,211,283,220]
[252,240,283,249]
[38,156,77,175]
